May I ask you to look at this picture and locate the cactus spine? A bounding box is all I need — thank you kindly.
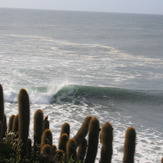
[73,116,92,147]
[85,117,100,163]
[34,109,43,146]
[99,122,113,163]
[123,127,136,163]
[18,89,30,156]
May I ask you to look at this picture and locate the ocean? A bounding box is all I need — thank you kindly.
[0,8,163,162]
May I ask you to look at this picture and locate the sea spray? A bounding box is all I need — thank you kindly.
[3,81,71,104]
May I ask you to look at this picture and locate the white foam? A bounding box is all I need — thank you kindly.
[28,81,71,104]
[3,80,71,104]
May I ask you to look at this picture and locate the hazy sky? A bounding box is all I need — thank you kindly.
[0,0,163,15]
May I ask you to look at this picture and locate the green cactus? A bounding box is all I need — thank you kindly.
[12,114,19,133]
[27,138,32,157]
[85,117,100,163]
[40,144,52,155]
[41,129,53,147]
[54,149,65,163]
[40,144,52,163]
[0,84,5,138]
[34,109,43,146]
[52,145,57,156]
[66,138,77,162]
[123,127,136,163]
[18,89,30,156]
[58,133,69,153]
[0,84,4,124]
[8,115,15,133]
[60,122,70,138]
[3,114,7,138]
[43,115,49,132]
[0,121,2,142]
[77,138,87,163]
[73,116,92,147]
[99,122,113,163]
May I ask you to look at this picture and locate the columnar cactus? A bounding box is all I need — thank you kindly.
[99,122,113,163]
[58,133,69,153]
[66,138,77,162]
[8,115,15,133]
[0,84,4,125]
[40,144,52,155]
[3,114,7,137]
[54,150,64,162]
[0,84,4,138]
[34,109,43,146]
[41,129,53,146]
[60,122,70,138]
[85,117,100,163]
[52,145,57,156]
[40,144,52,163]
[43,115,49,132]
[77,138,87,163]
[12,114,19,133]
[123,127,136,163]
[27,138,32,157]
[0,121,2,142]
[73,116,92,147]
[18,89,30,156]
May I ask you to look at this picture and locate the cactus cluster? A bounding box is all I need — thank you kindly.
[0,84,162,162]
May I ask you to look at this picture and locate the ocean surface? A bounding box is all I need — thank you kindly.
[0,8,163,162]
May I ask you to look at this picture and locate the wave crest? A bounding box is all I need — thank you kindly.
[4,84,163,105]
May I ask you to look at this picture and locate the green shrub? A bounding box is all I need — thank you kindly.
[0,132,21,162]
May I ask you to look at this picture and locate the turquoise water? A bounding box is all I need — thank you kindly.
[0,8,163,162]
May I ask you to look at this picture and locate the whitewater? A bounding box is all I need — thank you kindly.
[0,8,163,162]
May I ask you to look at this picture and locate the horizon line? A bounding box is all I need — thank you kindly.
[0,6,163,16]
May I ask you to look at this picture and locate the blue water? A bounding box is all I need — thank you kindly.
[0,8,163,162]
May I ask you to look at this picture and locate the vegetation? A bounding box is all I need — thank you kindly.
[0,84,162,162]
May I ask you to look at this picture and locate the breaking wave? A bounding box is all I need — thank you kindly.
[4,84,163,105]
